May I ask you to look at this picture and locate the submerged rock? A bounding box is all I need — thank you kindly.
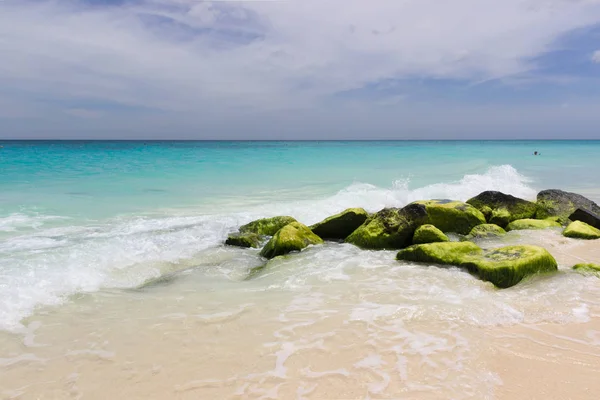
[345,204,428,250]
[310,208,369,240]
[573,263,600,273]
[225,232,261,248]
[240,216,297,236]
[465,223,506,239]
[506,218,561,231]
[260,222,323,259]
[396,242,557,288]
[569,208,600,230]
[410,199,486,234]
[466,191,537,227]
[563,220,600,240]
[412,224,449,244]
[536,189,600,223]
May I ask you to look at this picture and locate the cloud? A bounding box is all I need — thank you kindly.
[2,0,600,138]
[64,108,103,118]
[592,49,600,63]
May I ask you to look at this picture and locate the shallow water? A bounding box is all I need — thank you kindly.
[1,230,599,399]
[0,140,599,398]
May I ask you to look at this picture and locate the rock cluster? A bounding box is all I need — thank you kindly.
[224,190,600,288]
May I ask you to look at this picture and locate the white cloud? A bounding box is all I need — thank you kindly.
[592,49,600,63]
[1,0,600,136]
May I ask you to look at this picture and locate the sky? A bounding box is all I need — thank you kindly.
[2,0,600,139]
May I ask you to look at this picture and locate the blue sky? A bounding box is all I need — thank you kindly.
[2,0,600,139]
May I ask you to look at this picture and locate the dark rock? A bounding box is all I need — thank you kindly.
[310,208,369,240]
[536,189,600,223]
[568,208,600,230]
[466,191,537,227]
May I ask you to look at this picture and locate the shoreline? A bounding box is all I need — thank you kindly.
[1,233,599,399]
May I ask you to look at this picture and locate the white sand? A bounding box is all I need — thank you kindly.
[1,232,599,399]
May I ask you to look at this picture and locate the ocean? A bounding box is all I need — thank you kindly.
[1,140,599,399]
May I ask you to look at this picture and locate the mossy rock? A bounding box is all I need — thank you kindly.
[397,242,557,288]
[412,224,449,244]
[506,218,561,231]
[240,216,297,236]
[465,224,506,239]
[345,204,428,250]
[536,189,600,223]
[467,191,538,227]
[310,208,369,240]
[563,221,600,240]
[397,241,482,265]
[569,208,600,230]
[411,199,486,234]
[573,263,600,273]
[260,222,323,259]
[225,232,261,248]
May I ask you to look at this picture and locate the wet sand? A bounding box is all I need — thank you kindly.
[0,232,599,399]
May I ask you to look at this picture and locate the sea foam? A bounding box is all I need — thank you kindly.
[0,165,548,332]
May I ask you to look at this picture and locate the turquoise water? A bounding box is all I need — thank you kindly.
[0,140,599,332]
[1,140,599,218]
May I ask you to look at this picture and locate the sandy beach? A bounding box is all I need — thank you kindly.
[1,230,599,399]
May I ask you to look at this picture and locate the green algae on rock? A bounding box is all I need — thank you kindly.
[466,191,538,227]
[310,208,369,240]
[412,224,449,244]
[260,222,323,259]
[345,204,428,250]
[572,263,600,273]
[569,208,600,230]
[396,242,558,288]
[411,199,486,234]
[563,220,600,240]
[536,189,600,223]
[397,241,482,265]
[225,232,261,248]
[465,224,506,239]
[506,218,562,231]
[240,216,297,236]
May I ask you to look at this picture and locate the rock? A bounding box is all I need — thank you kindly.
[506,218,561,231]
[465,224,506,239]
[346,200,485,250]
[397,241,482,265]
[412,224,449,244]
[573,263,600,273]
[536,189,600,223]
[466,191,538,227]
[240,216,297,236]
[396,242,557,288]
[411,199,486,234]
[310,208,369,240]
[563,220,600,240]
[345,204,428,250]
[225,232,261,248]
[569,208,600,230]
[260,222,323,259]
